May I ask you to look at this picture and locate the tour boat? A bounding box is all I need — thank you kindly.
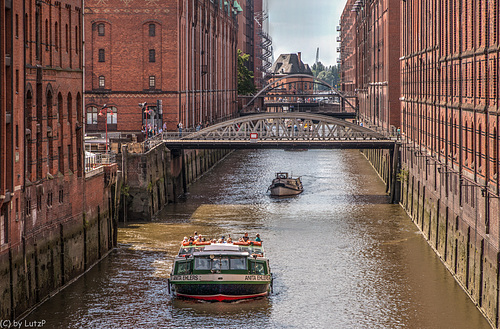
[168,239,272,301]
[268,172,303,196]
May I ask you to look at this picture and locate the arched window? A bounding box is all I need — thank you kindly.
[494,128,498,176]
[47,90,54,173]
[26,90,33,178]
[75,26,78,53]
[76,93,83,176]
[68,93,74,172]
[67,92,73,127]
[471,122,475,165]
[98,49,105,62]
[149,23,156,36]
[55,22,58,51]
[107,106,118,125]
[465,121,469,161]
[45,19,49,50]
[86,106,98,125]
[65,24,69,52]
[478,124,482,168]
[97,23,105,36]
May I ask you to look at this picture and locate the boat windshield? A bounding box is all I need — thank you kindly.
[249,260,266,275]
[175,261,191,275]
[194,256,247,270]
[178,247,193,256]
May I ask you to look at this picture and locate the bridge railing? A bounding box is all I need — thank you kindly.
[161,127,391,141]
[85,152,116,173]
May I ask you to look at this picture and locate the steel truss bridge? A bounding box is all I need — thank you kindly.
[162,113,395,150]
[241,74,357,119]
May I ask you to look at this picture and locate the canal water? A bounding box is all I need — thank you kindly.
[25,149,491,328]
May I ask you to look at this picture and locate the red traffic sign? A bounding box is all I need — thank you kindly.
[250,133,258,140]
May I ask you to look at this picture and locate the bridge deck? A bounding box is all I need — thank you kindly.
[163,139,395,150]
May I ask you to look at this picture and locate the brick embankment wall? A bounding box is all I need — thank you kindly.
[0,169,119,320]
[119,143,231,221]
[363,148,500,328]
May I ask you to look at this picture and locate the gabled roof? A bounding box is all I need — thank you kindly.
[270,53,313,75]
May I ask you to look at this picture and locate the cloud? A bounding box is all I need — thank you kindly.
[267,0,348,66]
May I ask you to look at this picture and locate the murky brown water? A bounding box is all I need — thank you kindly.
[25,149,491,328]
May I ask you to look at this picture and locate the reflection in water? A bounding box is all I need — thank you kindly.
[24,150,491,329]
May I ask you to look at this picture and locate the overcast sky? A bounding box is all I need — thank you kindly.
[268,0,347,67]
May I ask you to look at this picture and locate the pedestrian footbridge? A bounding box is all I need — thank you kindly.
[162,113,396,150]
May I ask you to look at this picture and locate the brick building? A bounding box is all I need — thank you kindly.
[338,0,357,98]
[400,1,500,326]
[1,0,117,319]
[339,0,400,131]
[236,0,271,90]
[84,0,240,135]
[267,53,314,107]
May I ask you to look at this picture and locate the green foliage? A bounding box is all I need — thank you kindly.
[237,50,256,95]
[121,184,130,197]
[396,167,409,182]
[311,61,341,91]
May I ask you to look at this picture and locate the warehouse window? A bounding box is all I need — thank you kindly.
[149,24,156,37]
[98,49,105,62]
[98,23,105,36]
[98,76,105,88]
[149,49,156,62]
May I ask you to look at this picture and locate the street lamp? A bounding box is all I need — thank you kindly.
[98,104,112,154]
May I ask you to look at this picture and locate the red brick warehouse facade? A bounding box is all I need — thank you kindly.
[266,53,314,111]
[339,0,400,131]
[84,0,240,134]
[236,0,271,91]
[1,0,117,319]
[400,1,500,326]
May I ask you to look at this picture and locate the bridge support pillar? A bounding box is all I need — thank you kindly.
[390,142,401,204]
[181,149,188,194]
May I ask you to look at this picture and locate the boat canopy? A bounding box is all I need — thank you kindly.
[276,172,289,179]
[192,251,250,257]
[202,244,240,252]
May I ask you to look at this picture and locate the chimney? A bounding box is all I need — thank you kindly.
[297,52,302,64]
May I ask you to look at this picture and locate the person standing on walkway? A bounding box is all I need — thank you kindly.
[178,122,183,137]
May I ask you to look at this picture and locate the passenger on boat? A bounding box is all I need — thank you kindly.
[182,237,188,243]
[196,234,203,242]
[194,232,199,240]
[255,234,261,242]
[227,236,233,243]
[242,232,250,242]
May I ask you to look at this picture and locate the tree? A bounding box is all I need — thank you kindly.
[312,61,341,90]
[237,50,256,95]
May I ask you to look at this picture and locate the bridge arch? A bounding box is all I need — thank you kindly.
[181,112,385,141]
[243,74,356,112]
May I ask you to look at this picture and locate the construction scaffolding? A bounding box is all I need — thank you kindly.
[254,4,273,88]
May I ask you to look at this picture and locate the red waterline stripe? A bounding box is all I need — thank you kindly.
[176,292,268,302]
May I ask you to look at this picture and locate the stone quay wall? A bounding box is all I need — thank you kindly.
[363,147,500,328]
[0,167,119,320]
[118,143,231,221]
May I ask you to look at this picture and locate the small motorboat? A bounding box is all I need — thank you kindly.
[268,172,303,196]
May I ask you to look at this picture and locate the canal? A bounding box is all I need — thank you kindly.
[25,149,491,328]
